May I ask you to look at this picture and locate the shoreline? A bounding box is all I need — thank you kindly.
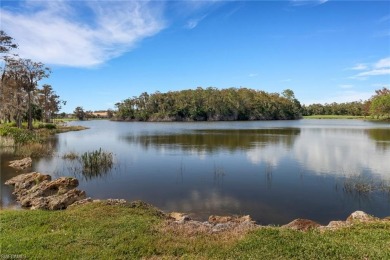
[4,171,390,230]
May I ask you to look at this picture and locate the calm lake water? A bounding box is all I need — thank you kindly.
[1,119,390,225]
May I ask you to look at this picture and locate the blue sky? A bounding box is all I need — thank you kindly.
[1,0,389,113]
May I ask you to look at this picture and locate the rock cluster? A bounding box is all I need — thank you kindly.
[167,210,388,233]
[167,212,257,234]
[5,172,86,210]
[281,210,385,231]
[9,157,32,170]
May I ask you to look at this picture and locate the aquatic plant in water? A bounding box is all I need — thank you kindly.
[343,174,390,195]
[81,148,114,176]
[62,152,79,160]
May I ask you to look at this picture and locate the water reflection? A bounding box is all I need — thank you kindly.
[58,158,114,181]
[165,189,241,215]
[366,128,390,151]
[292,128,390,180]
[123,126,390,181]
[124,128,301,154]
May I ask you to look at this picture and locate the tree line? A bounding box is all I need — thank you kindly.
[115,86,389,121]
[302,101,369,116]
[0,31,65,129]
[114,87,302,121]
[302,88,390,119]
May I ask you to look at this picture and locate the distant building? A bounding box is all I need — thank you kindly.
[92,111,108,118]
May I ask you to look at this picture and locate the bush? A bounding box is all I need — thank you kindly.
[37,123,57,130]
[0,126,41,145]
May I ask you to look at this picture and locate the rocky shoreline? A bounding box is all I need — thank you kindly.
[5,171,389,233]
[5,172,86,210]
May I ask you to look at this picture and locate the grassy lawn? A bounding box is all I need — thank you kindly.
[1,202,389,259]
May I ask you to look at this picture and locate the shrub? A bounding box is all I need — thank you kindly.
[0,126,40,145]
[37,123,57,130]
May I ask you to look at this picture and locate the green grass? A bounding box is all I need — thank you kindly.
[1,202,389,259]
[53,118,78,123]
[303,115,390,121]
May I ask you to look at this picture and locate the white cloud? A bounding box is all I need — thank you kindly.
[1,1,165,67]
[349,63,368,71]
[290,0,328,7]
[375,57,390,68]
[249,73,258,78]
[186,15,207,29]
[355,69,390,77]
[351,57,390,79]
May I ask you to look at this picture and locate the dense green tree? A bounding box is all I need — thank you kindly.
[24,103,42,122]
[74,107,85,120]
[370,88,390,118]
[302,101,365,116]
[114,88,302,121]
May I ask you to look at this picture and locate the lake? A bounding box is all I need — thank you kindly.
[1,119,390,225]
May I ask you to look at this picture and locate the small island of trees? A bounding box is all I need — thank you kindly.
[114,88,302,121]
[113,87,390,122]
